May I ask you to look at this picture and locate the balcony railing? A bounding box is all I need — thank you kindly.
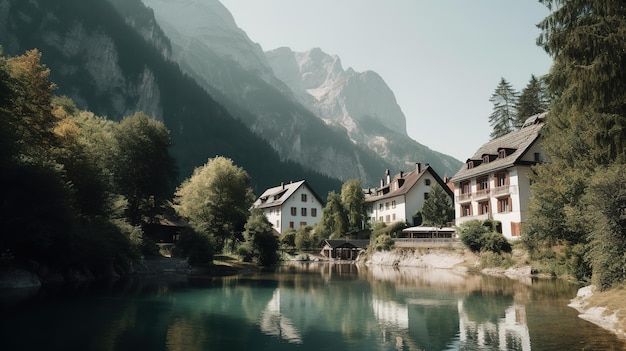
[456,185,517,202]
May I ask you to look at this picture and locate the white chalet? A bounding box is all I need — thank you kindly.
[252,180,324,234]
[450,113,546,239]
[365,163,453,226]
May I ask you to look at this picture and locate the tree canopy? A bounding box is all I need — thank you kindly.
[421,184,453,228]
[526,0,626,289]
[174,156,255,252]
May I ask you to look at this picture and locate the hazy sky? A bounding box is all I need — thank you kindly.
[219,0,553,162]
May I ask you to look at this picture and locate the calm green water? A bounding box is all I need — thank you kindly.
[1,263,625,351]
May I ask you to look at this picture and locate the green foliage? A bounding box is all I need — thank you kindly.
[172,228,214,265]
[488,78,519,139]
[421,184,453,227]
[584,164,626,290]
[340,179,366,230]
[113,112,178,224]
[294,226,316,251]
[174,156,255,252]
[243,208,279,266]
[526,1,626,286]
[515,74,549,125]
[279,229,297,249]
[319,191,348,239]
[368,234,395,252]
[370,221,406,241]
[458,220,511,253]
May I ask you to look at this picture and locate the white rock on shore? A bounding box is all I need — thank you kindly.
[568,285,626,339]
[366,248,474,269]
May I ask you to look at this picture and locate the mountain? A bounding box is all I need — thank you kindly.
[266,47,461,177]
[139,0,461,180]
[0,0,342,196]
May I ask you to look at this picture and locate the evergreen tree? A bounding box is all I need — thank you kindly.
[515,75,549,126]
[488,78,519,139]
[526,1,626,288]
[421,184,453,228]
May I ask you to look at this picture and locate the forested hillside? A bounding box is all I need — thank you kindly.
[0,0,342,196]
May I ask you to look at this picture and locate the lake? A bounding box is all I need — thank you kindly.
[1,262,625,350]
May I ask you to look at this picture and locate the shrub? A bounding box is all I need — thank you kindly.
[370,234,395,252]
[172,228,214,265]
[458,220,489,252]
[480,232,512,253]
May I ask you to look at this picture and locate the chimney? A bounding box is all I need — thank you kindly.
[444,176,450,183]
[400,171,404,178]
[416,162,422,173]
[281,182,284,189]
[385,169,390,185]
[380,179,384,188]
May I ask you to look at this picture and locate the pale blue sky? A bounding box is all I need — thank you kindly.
[219,0,553,162]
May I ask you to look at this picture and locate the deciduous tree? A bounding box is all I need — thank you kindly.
[174,156,255,252]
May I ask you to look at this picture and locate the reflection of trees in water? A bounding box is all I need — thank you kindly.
[463,291,514,324]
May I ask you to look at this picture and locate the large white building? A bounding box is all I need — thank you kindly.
[252,180,324,234]
[365,163,453,226]
[450,113,546,239]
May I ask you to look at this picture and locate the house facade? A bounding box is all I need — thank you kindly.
[450,113,546,239]
[365,163,454,226]
[252,180,324,234]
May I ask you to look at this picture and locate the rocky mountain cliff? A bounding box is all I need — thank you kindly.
[0,0,342,196]
[139,0,461,180]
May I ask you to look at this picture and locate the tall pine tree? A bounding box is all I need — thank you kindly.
[515,74,549,127]
[488,78,519,139]
[525,0,626,289]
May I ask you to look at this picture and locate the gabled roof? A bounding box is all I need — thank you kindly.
[323,239,370,249]
[253,180,324,209]
[450,113,546,183]
[365,164,453,203]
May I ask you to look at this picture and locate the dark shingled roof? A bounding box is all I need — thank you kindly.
[450,113,546,183]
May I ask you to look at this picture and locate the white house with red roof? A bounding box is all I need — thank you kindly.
[365,162,453,226]
[450,113,546,239]
[252,180,324,234]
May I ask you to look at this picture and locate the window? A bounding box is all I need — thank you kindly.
[499,149,507,158]
[290,207,297,216]
[478,201,490,215]
[289,221,294,229]
[385,215,390,222]
[378,216,383,222]
[379,204,383,211]
[385,202,390,210]
[483,155,490,163]
[392,213,396,221]
[467,161,474,169]
[534,152,541,162]
[496,172,509,187]
[425,179,431,186]
[276,220,279,228]
[461,181,471,194]
[498,197,511,213]
[478,176,489,190]
[301,193,307,202]
[300,222,307,227]
[511,222,521,237]
[461,204,472,217]
[424,192,429,200]
[391,200,396,209]
[311,208,317,217]
[301,208,307,216]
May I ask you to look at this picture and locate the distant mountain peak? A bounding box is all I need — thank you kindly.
[266,47,407,137]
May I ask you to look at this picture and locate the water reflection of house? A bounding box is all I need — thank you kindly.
[259,289,303,344]
[458,300,531,351]
[320,239,369,260]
